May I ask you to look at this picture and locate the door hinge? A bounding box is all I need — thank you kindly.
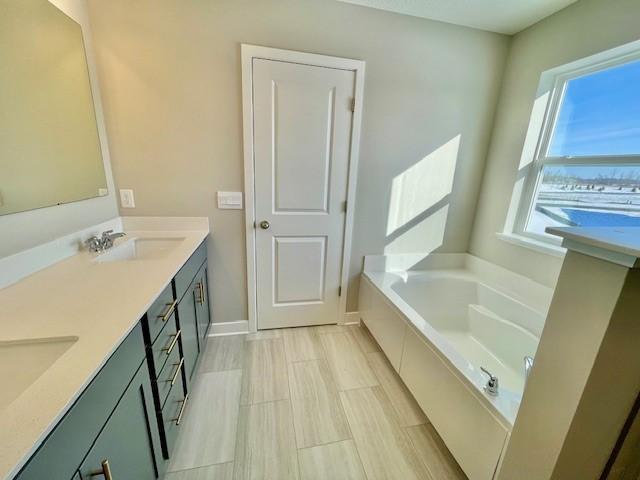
[338,286,342,297]
[350,98,356,112]
[342,200,348,213]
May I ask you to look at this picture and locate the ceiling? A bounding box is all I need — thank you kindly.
[336,0,579,34]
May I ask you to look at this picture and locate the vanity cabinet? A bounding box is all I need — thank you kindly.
[176,284,199,383]
[194,263,211,344]
[14,240,210,480]
[173,242,209,384]
[77,363,160,480]
[15,325,163,480]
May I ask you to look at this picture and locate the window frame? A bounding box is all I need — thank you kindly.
[510,48,640,247]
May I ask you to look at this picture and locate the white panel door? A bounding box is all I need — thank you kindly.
[252,58,355,329]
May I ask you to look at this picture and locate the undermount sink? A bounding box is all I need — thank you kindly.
[1,336,78,411]
[94,237,185,262]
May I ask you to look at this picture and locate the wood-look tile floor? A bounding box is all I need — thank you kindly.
[167,324,467,480]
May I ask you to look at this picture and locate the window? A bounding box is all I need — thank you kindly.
[512,50,640,246]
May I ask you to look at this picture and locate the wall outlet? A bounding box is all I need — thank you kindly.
[119,189,136,208]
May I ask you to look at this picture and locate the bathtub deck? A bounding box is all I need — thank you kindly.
[163,324,467,480]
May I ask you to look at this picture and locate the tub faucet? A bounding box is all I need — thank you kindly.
[480,367,499,396]
[524,356,534,384]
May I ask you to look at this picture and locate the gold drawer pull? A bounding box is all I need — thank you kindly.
[173,393,189,425]
[90,459,114,480]
[157,299,177,322]
[168,357,184,386]
[162,329,181,356]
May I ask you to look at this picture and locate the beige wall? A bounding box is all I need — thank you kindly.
[87,0,509,323]
[0,0,118,258]
[469,0,640,288]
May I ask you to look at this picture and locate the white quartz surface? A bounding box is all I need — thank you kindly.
[547,226,640,267]
[0,218,209,479]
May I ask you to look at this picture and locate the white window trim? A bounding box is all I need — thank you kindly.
[501,39,640,254]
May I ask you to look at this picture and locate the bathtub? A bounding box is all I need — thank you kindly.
[359,253,553,480]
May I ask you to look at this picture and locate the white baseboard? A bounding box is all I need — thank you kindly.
[208,320,249,336]
[343,311,361,325]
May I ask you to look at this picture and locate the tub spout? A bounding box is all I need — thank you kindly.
[480,367,499,396]
[524,356,534,384]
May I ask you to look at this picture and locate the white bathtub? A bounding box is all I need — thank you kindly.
[359,253,553,480]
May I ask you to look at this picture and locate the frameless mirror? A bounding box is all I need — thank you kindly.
[0,0,107,216]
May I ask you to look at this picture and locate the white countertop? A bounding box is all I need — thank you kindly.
[546,226,640,267]
[0,218,209,479]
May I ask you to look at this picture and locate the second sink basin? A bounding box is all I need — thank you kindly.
[1,336,78,411]
[95,237,185,262]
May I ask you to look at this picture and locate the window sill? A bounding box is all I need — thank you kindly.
[496,232,566,258]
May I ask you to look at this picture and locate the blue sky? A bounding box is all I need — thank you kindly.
[549,58,640,159]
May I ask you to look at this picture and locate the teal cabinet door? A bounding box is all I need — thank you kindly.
[194,264,211,346]
[177,281,199,383]
[78,362,160,480]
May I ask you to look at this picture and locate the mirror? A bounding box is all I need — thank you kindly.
[0,0,108,216]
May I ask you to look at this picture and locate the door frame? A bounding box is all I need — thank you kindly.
[241,44,366,333]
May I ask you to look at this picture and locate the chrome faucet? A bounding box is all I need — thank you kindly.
[480,367,499,396]
[524,356,534,384]
[85,230,126,253]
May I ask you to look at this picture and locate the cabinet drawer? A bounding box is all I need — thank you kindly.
[150,315,180,378]
[156,341,183,409]
[174,241,207,302]
[160,377,188,458]
[146,283,176,343]
[16,325,145,480]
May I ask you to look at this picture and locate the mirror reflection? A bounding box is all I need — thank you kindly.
[0,0,107,216]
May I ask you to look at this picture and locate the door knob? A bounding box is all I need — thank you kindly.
[259,220,270,230]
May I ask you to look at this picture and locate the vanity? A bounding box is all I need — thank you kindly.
[0,219,211,480]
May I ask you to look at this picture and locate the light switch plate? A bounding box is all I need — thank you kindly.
[119,189,136,208]
[217,191,243,209]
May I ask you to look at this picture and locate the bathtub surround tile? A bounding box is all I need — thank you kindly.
[298,440,367,480]
[367,352,427,427]
[319,332,379,390]
[241,338,289,405]
[339,387,433,480]
[199,335,245,372]
[245,329,282,341]
[165,463,234,480]
[405,424,468,480]
[288,359,351,448]
[283,327,324,362]
[348,324,380,353]
[233,400,300,480]
[168,370,242,472]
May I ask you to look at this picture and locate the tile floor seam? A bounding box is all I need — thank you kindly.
[169,461,234,474]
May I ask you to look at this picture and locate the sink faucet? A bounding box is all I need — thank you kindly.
[480,367,499,396]
[85,230,126,253]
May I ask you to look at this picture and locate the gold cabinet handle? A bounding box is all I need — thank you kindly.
[157,299,177,322]
[167,357,184,386]
[90,459,114,480]
[173,393,189,425]
[195,281,205,305]
[162,329,181,356]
